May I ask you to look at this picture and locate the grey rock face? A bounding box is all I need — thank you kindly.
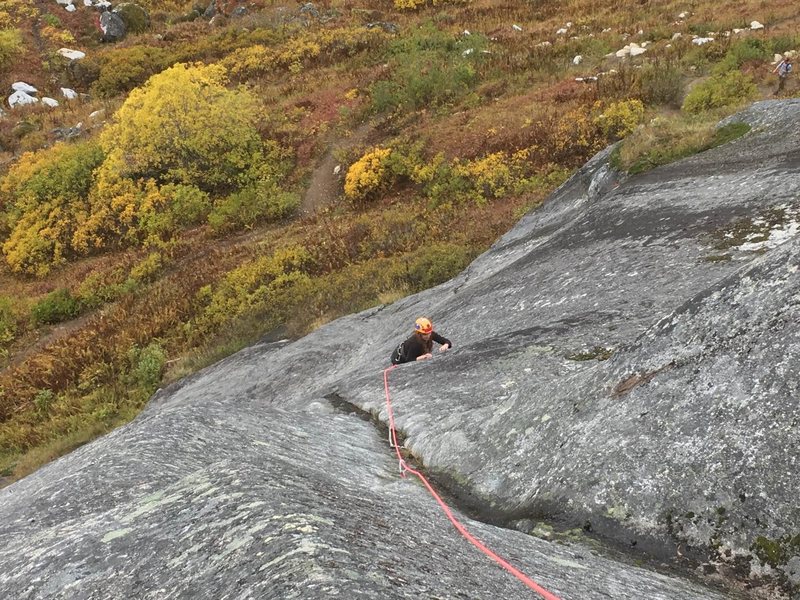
[3,100,800,599]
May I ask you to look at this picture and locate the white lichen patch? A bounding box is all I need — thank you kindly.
[101,528,133,543]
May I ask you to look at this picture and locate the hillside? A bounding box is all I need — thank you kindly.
[0,0,798,498]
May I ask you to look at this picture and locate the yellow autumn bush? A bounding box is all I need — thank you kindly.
[0,141,105,276]
[100,62,263,194]
[344,148,393,203]
[593,99,645,140]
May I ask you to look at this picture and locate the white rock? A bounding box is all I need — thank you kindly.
[56,0,71,4]
[750,21,764,30]
[602,28,612,33]
[512,24,522,32]
[666,44,672,49]
[58,48,86,61]
[672,33,682,40]
[641,41,650,47]
[733,28,744,34]
[333,164,341,175]
[678,12,688,19]
[536,41,551,48]
[615,45,631,58]
[42,97,60,107]
[89,109,105,119]
[65,3,76,11]
[8,91,38,107]
[573,55,583,65]
[12,82,38,94]
[774,54,783,63]
[463,30,470,36]
[629,45,647,56]
[61,87,78,99]
[692,37,714,45]
[565,22,572,28]
[638,29,643,35]
[462,48,474,56]
[556,27,568,35]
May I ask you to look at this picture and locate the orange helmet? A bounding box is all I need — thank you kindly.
[414,317,433,334]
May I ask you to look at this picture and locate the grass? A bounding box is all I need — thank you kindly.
[611,115,751,174]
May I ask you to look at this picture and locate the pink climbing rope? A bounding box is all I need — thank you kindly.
[382,366,563,600]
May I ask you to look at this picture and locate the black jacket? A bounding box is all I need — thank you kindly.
[390,332,452,365]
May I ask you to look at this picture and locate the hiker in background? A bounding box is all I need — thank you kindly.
[773,56,793,96]
[390,317,451,365]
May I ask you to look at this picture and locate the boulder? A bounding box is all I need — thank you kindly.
[100,10,127,42]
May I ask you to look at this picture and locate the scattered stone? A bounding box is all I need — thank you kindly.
[750,21,764,30]
[89,109,105,119]
[556,27,568,35]
[692,37,714,45]
[462,48,474,56]
[512,24,523,32]
[58,48,86,61]
[41,97,59,108]
[8,91,38,108]
[333,164,341,175]
[463,29,470,36]
[671,33,682,40]
[573,55,583,65]
[12,82,37,94]
[365,22,398,34]
[61,88,78,100]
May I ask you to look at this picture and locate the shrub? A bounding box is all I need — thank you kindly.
[31,289,81,325]
[404,242,471,291]
[100,63,264,193]
[0,27,22,71]
[682,71,758,114]
[91,46,172,98]
[344,147,393,203]
[593,99,645,140]
[712,38,771,75]
[637,61,684,106]
[123,342,166,390]
[369,22,485,113]
[0,141,105,276]
[114,3,151,33]
[0,295,17,345]
[208,180,299,233]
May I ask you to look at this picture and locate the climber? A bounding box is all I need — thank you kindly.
[390,317,452,365]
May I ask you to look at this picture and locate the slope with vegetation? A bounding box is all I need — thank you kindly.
[0,0,797,484]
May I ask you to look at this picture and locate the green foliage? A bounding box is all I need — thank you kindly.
[137,184,211,247]
[403,242,471,291]
[91,46,172,98]
[114,2,151,33]
[682,71,758,114]
[123,342,166,390]
[100,63,265,193]
[0,27,22,71]
[208,180,299,233]
[33,389,54,417]
[0,141,105,276]
[370,22,486,113]
[0,295,17,346]
[31,289,81,325]
[41,13,61,27]
[637,61,684,106]
[195,246,314,332]
[129,252,163,283]
[612,116,751,175]
[712,38,770,75]
[593,99,645,140]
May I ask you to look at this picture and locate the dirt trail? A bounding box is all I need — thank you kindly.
[300,121,377,214]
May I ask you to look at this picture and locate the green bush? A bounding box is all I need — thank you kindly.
[404,242,472,291]
[208,181,299,233]
[31,289,81,325]
[91,46,173,98]
[638,61,684,106]
[124,342,166,390]
[712,38,771,75]
[0,28,23,72]
[682,71,758,114]
[370,22,486,113]
[114,3,151,33]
